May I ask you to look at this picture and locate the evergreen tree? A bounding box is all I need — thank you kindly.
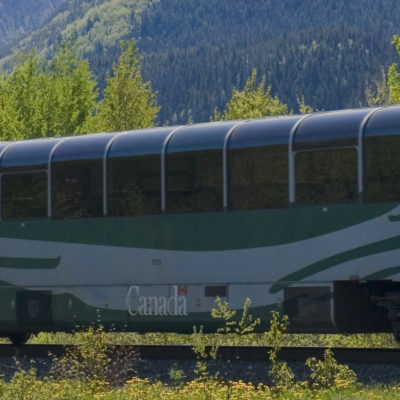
[212,69,288,121]
[85,39,159,132]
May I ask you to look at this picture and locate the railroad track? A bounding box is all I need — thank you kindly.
[1,344,400,363]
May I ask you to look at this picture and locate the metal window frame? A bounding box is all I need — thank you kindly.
[47,137,73,218]
[289,109,382,204]
[288,114,312,204]
[161,126,186,212]
[0,142,19,220]
[357,107,383,197]
[103,131,129,216]
[222,120,250,210]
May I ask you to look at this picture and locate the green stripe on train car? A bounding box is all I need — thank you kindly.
[0,203,395,251]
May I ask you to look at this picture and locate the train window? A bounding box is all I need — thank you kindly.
[1,172,47,219]
[364,135,400,202]
[167,150,222,213]
[52,159,102,219]
[296,148,358,204]
[229,144,288,210]
[108,155,161,216]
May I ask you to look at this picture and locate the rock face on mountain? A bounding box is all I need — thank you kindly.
[0,0,64,48]
[1,0,400,123]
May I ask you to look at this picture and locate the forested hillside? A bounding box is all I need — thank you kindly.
[1,0,400,123]
[0,0,64,48]
[141,26,396,123]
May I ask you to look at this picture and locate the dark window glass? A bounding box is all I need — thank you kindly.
[205,285,227,297]
[52,159,102,219]
[229,145,288,210]
[167,150,222,213]
[296,149,358,204]
[2,172,47,219]
[364,135,400,203]
[108,155,161,216]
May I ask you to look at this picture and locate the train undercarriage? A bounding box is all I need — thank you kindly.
[284,280,400,340]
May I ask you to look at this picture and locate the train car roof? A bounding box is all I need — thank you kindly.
[294,108,373,150]
[1,106,400,170]
[167,121,239,153]
[0,138,59,171]
[230,115,302,148]
[51,132,119,162]
[365,106,400,137]
[108,127,178,158]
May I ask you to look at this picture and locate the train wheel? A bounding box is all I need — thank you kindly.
[9,332,31,346]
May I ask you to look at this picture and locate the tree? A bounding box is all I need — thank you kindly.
[366,68,391,107]
[85,39,159,133]
[0,52,42,140]
[42,40,98,136]
[297,96,314,114]
[388,36,400,104]
[0,41,98,140]
[211,69,288,121]
[381,35,400,106]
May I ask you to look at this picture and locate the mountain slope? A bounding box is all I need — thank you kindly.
[1,0,400,123]
[141,25,396,123]
[0,0,155,63]
[0,0,64,49]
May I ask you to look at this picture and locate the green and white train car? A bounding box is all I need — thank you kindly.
[1,106,400,344]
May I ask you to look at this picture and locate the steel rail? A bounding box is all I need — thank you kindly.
[2,344,400,363]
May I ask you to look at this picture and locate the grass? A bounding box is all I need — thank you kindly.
[2,302,399,398]
[1,372,400,400]
[27,331,400,348]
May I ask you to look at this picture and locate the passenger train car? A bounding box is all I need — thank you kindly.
[1,106,400,344]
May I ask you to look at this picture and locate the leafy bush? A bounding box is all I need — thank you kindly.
[51,325,138,386]
[265,311,295,389]
[306,348,358,389]
[211,296,261,336]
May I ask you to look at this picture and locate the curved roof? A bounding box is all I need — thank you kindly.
[51,132,118,163]
[365,106,400,137]
[167,121,239,153]
[0,138,59,170]
[229,115,302,149]
[0,142,11,158]
[108,127,178,158]
[294,108,373,150]
[1,106,400,171]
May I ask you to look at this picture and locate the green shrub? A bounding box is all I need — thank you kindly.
[265,311,294,389]
[306,348,358,389]
[169,363,185,388]
[51,325,138,386]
